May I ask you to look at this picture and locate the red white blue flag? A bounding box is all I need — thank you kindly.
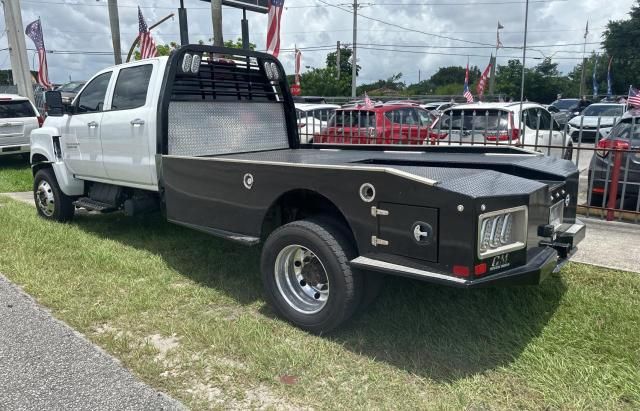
[25,19,52,90]
[294,46,302,85]
[138,7,158,59]
[477,58,492,98]
[463,61,474,103]
[266,0,285,57]
[627,86,640,108]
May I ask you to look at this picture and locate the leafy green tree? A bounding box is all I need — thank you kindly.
[356,73,405,95]
[326,47,360,77]
[603,0,640,94]
[299,66,351,96]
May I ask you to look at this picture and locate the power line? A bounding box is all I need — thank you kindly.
[316,0,495,47]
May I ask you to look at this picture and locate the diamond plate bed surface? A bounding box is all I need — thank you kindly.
[206,148,566,197]
[168,102,289,157]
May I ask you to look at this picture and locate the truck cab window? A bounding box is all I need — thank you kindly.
[76,72,112,114]
[111,65,153,110]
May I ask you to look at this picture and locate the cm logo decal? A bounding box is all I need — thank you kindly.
[490,254,510,271]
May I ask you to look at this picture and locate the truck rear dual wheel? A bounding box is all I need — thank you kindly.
[261,219,364,333]
[33,168,75,222]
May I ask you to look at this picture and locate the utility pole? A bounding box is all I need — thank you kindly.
[418,69,421,83]
[518,0,529,133]
[336,41,341,80]
[107,0,122,64]
[489,21,503,96]
[578,21,588,98]
[211,0,224,46]
[351,0,357,98]
[2,0,33,101]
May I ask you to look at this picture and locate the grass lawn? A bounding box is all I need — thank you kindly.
[0,197,638,410]
[0,155,32,193]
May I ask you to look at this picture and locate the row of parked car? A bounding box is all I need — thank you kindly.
[295,98,638,210]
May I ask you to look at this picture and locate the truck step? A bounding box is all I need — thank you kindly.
[73,197,117,212]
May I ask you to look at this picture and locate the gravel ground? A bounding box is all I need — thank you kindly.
[0,275,184,411]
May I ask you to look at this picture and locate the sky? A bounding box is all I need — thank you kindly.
[0,0,636,86]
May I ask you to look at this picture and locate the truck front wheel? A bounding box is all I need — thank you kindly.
[33,168,75,222]
[261,219,362,333]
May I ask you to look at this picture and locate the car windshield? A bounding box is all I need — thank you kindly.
[609,118,640,141]
[58,81,85,92]
[329,110,376,127]
[552,99,579,110]
[437,109,509,131]
[0,100,36,118]
[582,105,624,117]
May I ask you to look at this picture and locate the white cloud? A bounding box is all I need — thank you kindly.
[1,0,635,85]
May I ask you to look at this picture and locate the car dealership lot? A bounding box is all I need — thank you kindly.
[0,193,639,409]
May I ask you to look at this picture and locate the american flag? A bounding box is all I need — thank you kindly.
[627,86,640,108]
[294,46,302,85]
[138,7,158,59]
[476,60,492,98]
[463,62,474,103]
[266,0,285,58]
[25,19,52,90]
[364,92,373,108]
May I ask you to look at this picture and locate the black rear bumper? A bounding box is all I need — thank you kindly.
[350,220,586,288]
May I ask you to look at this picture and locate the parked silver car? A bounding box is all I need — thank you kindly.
[0,94,42,157]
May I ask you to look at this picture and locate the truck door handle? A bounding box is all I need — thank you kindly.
[87,121,98,128]
[130,119,145,126]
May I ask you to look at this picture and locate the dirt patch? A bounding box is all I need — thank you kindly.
[146,333,181,359]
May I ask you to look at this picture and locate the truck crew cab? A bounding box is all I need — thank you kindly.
[31,46,585,333]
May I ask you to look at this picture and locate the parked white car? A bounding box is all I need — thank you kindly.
[567,103,626,142]
[420,101,456,114]
[0,94,42,157]
[295,103,339,143]
[432,102,574,159]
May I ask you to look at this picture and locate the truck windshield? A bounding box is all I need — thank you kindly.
[0,100,36,118]
[329,110,376,127]
[438,109,509,131]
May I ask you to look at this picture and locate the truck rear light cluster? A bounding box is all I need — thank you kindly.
[477,206,528,259]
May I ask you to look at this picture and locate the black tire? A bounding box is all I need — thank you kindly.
[310,215,385,312]
[33,168,75,222]
[261,219,362,333]
[588,193,605,208]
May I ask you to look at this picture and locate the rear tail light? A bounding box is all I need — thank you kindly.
[596,138,629,158]
[477,206,528,259]
[37,115,44,127]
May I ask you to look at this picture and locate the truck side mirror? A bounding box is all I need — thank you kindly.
[44,91,65,117]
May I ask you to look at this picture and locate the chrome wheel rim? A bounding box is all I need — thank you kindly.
[274,245,330,314]
[36,180,55,217]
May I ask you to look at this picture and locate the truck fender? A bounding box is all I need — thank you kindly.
[29,127,84,197]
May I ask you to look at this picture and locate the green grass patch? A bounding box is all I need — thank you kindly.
[0,155,32,193]
[0,197,638,410]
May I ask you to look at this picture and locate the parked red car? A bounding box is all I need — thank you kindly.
[315,104,439,145]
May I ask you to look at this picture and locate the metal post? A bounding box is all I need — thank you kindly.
[179,0,189,46]
[2,0,33,101]
[211,0,224,46]
[579,36,587,99]
[351,0,358,98]
[107,0,122,64]
[336,41,341,80]
[518,0,529,133]
[241,8,249,49]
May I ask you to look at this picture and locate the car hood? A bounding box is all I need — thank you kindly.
[568,116,617,128]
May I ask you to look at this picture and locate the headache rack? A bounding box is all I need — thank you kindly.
[157,45,298,155]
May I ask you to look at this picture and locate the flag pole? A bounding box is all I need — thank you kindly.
[518,0,529,133]
[579,20,588,98]
[489,21,501,97]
